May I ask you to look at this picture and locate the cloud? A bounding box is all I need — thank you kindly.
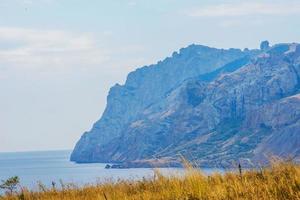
[0,27,110,72]
[21,0,55,5]
[22,0,33,5]
[0,0,56,7]
[128,1,137,7]
[185,1,300,17]
[218,18,265,28]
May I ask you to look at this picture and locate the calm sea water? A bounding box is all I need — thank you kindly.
[0,150,219,191]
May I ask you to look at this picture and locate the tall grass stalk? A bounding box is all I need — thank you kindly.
[1,161,299,200]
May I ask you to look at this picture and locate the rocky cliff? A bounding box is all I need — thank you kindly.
[71,42,300,167]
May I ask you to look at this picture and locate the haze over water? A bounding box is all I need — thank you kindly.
[0,150,224,192]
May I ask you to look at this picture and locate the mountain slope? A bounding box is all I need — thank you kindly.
[71,45,256,163]
[71,42,300,167]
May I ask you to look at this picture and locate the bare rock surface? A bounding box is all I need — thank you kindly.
[71,42,300,167]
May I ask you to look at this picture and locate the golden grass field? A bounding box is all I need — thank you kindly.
[1,160,300,200]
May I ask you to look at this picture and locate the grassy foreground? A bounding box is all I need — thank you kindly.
[1,161,300,200]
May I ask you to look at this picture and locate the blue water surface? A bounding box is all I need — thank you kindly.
[0,150,220,191]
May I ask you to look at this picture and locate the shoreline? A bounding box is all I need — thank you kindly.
[1,161,298,200]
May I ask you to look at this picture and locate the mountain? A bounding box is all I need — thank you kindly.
[71,44,256,163]
[71,42,300,167]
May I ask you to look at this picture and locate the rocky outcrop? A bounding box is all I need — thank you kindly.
[71,42,300,167]
[71,45,256,163]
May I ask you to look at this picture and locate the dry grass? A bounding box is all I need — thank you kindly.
[1,160,300,200]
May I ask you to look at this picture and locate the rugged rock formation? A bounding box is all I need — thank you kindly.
[71,44,255,163]
[71,42,300,167]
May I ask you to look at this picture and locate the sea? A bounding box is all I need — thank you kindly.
[0,150,219,192]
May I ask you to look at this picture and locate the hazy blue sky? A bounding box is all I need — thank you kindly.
[1,0,300,152]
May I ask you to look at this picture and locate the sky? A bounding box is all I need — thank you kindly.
[0,0,300,152]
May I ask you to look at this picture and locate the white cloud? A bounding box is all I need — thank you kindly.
[22,0,33,5]
[218,18,265,28]
[21,0,55,5]
[0,0,56,7]
[0,27,110,71]
[128,1,137,7]
[185,1,300,17]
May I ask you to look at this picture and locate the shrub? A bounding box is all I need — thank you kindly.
[0,176,20,195]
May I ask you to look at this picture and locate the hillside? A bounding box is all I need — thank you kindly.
[71,42,300,167]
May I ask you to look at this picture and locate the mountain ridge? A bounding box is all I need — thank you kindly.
[71,42,300,167]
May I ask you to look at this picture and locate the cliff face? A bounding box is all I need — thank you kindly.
[71,42,300,167]
[71,45,253,163]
